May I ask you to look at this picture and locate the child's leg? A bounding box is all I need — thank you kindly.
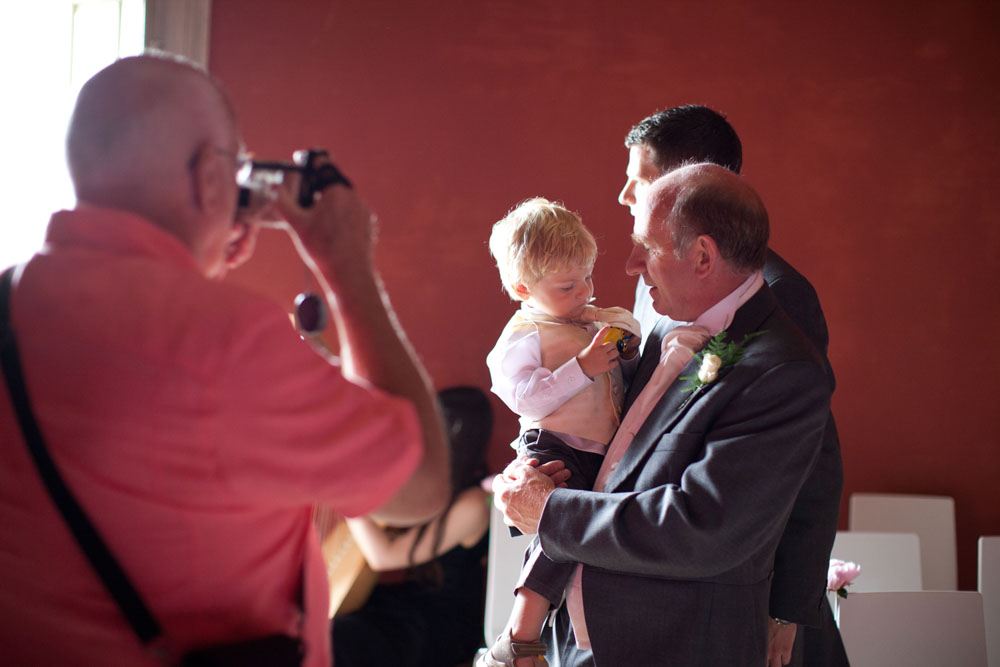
[519,429,604,492]
[509,585,552,643]
[479,585,550,667]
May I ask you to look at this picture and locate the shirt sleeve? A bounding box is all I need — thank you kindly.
[486,325,592,421]
[583,305,642,338]
[210,305,423,518]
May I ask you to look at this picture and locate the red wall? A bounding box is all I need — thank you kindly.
[210,0,1000,590]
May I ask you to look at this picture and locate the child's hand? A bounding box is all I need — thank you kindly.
[620,330,641,360]
[576,326,620,379]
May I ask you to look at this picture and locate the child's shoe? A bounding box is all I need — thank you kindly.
[477,628,547,666]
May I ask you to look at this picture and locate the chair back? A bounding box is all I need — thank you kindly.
[979,536,1000,667]
[836,591,988,667]
[483,504,532,643]
[848,492,956,589]
[831,531,922,592]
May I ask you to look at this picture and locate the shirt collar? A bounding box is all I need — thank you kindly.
[519,301,572,324]
[690,271,764,336]
[43,205,202,272]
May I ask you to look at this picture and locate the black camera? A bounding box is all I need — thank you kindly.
[237,148,351,211]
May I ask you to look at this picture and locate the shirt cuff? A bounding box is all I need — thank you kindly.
[554,355,593,385]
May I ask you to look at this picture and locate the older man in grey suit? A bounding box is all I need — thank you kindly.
[494,164,831,666]
[620,106,846,667]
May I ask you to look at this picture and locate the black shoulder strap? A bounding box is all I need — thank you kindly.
[0,266,163,646]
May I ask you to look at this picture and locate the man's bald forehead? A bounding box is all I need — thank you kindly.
[66,54,238,199]
[649,162,734,197]
[645,163,738,214]
[82,54,228,105]
[645,162,769,271]
[69,54,233,140]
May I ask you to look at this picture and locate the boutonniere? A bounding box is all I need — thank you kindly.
[680,329,766,393]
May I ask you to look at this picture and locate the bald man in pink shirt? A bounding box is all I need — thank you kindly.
[0,54,448,666]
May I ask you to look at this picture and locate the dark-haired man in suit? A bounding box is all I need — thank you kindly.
[617,106,846,667]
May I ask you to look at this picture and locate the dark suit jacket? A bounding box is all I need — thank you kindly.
[633,248,843,627]
[536,285,830,666]
[761,251,844,628]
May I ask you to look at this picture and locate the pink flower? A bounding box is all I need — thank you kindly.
[827,559,862,597]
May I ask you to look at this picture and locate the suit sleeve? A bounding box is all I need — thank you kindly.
[768,415,843,625]
[537,357,830,581]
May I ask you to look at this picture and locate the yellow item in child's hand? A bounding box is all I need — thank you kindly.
[601,327,632,352]
[602,327,626,345]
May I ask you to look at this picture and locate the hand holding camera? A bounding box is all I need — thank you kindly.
[236,147,376,275]
[237,148,380,334]
[237,149,352,214]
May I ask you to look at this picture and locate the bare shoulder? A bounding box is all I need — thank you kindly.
[449,486,491,548]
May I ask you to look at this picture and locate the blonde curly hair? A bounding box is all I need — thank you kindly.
[488,198,597,300]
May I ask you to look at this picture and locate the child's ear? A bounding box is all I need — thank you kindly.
[512,282,531,300]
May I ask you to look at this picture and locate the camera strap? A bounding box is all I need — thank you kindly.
[2,265,307,665]
[0,265,167,651]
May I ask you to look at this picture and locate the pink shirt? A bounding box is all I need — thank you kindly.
[0,207,423,666]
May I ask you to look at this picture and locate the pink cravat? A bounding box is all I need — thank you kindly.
[566,324,711,649]
[592,325,711,492]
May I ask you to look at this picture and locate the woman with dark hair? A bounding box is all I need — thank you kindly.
[332,387,494,666]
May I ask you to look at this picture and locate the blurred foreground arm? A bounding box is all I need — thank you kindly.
[346,486,490,571]
[275,181,448,525]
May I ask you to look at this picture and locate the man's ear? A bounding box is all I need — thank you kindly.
[691,234,720,279]
[512,282,531,301]
[189,143,231,216]
[223,221,259,271]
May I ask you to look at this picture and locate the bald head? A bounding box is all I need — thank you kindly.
[66,54,238,224]
[646,163,769,275]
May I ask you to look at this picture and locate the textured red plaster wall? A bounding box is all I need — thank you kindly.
[209,0,1000,589]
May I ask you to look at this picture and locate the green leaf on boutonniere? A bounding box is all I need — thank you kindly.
[679,329,767,393]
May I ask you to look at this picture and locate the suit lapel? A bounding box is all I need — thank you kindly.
[606,285,779,492]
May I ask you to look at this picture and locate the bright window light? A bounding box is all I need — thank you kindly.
[0,0,144,270]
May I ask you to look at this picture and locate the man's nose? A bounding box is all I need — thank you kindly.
[625,248,641,276]
[618,181,634,207]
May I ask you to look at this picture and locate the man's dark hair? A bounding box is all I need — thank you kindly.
[624,105,743,174]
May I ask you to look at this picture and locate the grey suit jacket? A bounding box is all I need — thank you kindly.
[633,248,843,627]
[536,285,831,666]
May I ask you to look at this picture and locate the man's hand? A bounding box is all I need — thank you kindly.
[492,457,568,534]
[273,173,376,289]
[619,329,641,360]
[766,619,797,667]
[576,326,620,379]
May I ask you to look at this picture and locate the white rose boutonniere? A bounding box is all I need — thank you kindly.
[697,354,723,384]
[680,329,766,393]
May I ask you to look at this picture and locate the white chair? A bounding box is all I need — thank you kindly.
[836,591,988,667]
[830,531,922,592]
[979,536,1000,667]
[483,505,532,644]
[848,492,957,590]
